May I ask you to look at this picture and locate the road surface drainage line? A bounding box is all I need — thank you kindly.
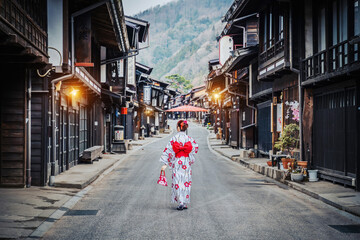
[329,224,360,233]
[337,195,356,198]
[64,210,99,216]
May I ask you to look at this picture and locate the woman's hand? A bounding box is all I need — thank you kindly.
[161,165,167,171]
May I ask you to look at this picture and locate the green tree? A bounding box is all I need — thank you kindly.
[165,74,193,93]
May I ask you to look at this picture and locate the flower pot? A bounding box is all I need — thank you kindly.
[266,160,273,167]
[297,161,307,168]
[308,170,319,182]
[291,173,304,182]
[281,158,293,169]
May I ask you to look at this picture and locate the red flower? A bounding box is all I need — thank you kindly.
[169,163,172,167]
[174,173,176,177]
[175,184,179,190]
[163,148,167,152]
[178,160,183,165]
[195,147,198,153]
[168,153,173,158]
[189,181,192,186]
[168,158,171,162]
[184,182,189,187]
[174,197,177,202]
[186,195,189,199]
[182,165,187,170]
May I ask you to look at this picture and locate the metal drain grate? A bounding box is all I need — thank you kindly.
[64,210,99,216]
[329,225,360,233]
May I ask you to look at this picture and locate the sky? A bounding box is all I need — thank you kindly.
[122,0,175,16]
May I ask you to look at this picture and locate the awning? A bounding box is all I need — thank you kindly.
[125,16,150,43]
[101,88,122,105]
[136,62,153,75]
[74,67,101,95]
[222,46,258,74]
[206,74,226,91]
[60,67,101,96]
[192,89,206,101]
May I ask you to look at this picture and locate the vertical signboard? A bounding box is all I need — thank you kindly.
[118,59,124,78]
[75,13,91,63]
[127,56,135,86]
[143,85,151,105]
[276,104,282,132]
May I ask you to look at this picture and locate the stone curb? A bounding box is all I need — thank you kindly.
[207,134,360,218]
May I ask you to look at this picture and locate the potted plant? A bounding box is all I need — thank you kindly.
[287,160,304,182]
[290,169,304,182]
[274,123,299,169]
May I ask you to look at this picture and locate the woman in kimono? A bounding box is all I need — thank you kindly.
[160,120,198,210]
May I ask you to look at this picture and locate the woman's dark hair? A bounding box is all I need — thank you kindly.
[177,120,188,132]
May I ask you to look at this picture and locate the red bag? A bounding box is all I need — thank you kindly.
[157,170,168,186]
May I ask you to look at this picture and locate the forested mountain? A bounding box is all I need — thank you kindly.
[134,0,233,87]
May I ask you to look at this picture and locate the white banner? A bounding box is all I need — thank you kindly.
[143,85,151,105]
[127,56,135,86]
[276,104,282,132]
[118,59,124,78]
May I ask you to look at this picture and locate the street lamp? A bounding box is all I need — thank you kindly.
[70,88,79,97]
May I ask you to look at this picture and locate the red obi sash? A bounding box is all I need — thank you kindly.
[172,141,193,158]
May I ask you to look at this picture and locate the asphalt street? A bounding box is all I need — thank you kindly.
[43,120,360,240]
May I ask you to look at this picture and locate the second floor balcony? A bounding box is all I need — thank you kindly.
[302,37,360,84]
[0,0,47,59]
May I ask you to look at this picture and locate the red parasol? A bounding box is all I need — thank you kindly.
[165,105,208,112]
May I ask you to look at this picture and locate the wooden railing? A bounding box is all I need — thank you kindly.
[259,31,285,64]
[303,49,327,80]
[303,38,359,81]
[0,0,47,55]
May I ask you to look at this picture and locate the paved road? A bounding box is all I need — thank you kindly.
[44,121,360,240]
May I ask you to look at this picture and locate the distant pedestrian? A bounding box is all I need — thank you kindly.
[159,120,198,210]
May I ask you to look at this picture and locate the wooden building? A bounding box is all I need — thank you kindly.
[0,0,49,187]
[301,0,360,189]
[123,16,149,140]
[256,0,303,157]
[218,9,259,149]
[136,64,171,137]
[206,59,226,134]
[222,0,302,154]
[213,0,360,190]
[45,0,131,183]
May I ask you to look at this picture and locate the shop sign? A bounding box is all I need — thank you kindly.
[144,85,151,105]
[127,56,135,86]
[276,104,282,132]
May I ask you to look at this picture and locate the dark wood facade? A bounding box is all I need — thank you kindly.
[0,0,48,187]
[0,66,26,187]
[301,0,360,189]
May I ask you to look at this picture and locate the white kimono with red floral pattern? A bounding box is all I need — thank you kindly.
[160,132,198,204]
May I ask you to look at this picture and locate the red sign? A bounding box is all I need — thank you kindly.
[121,107,128,115]
[75,62,94,67]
